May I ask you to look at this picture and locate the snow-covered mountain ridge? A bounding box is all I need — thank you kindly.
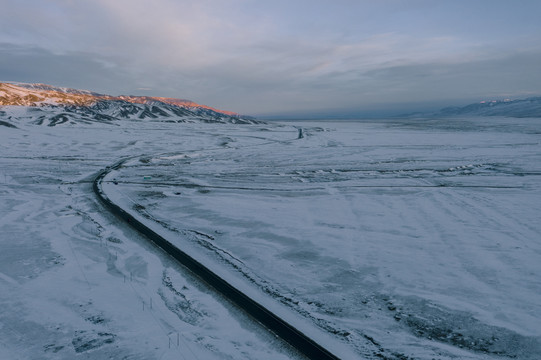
[0,82,258,126]
[425,97,541,118]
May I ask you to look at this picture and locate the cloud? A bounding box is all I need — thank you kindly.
[0,43,134,94]
[2,0,541,115]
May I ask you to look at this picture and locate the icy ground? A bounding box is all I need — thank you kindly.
[1,116,540,359]
[0,120,303,360]
[101,117,541,359]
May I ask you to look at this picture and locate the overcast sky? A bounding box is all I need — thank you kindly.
[1,0,541,117]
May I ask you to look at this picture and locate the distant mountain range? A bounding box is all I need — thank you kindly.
[409,97,541,118]
[0,82,259,127]
[2,82,540,126]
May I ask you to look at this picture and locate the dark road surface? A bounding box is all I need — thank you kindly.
[93,161,343,360]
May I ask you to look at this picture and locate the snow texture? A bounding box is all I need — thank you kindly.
[0,118,301,360]
[1,113,540,359]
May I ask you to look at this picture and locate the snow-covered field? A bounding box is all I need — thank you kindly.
[0,119,303,360]
[1,115,540,359]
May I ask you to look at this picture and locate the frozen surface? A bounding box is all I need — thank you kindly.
[106,117,541,359]
[1,115,541,359]
[0,119,302,359]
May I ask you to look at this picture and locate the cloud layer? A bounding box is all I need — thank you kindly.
[1,0,541,116]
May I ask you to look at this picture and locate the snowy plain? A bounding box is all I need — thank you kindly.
[1,113,541,359]
[0,115,302,360]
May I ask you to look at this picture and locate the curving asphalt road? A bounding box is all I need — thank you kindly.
[92,158,343,360]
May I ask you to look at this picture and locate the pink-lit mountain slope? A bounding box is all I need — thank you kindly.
[0,82,258,126]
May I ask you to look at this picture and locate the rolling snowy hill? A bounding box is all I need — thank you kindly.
[0,82,259,126]
[426,97,541,118]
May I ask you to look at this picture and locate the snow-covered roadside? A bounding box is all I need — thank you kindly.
[0,120,304,359]
[106,117,541,359]
[2,115,540,359]
[99,147,358,360]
